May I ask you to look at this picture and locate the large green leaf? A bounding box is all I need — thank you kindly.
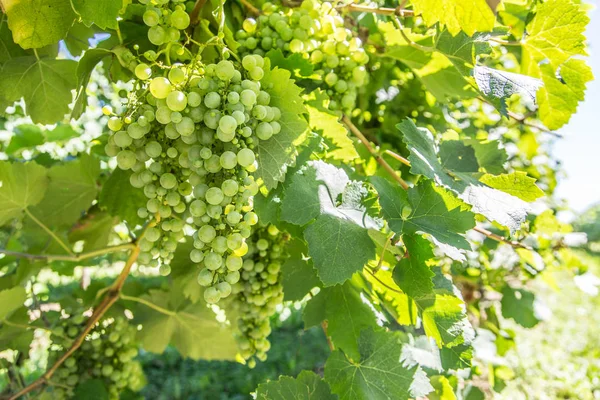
[98,168,147,226]
[30,154,101,226]
[0,161,48,226]
[479,172,544,202]
[256,371,337,400]
[324,328,426,400]
[2,0,76,49]
[71,0,122,30]
[0,286,27,320]
[133,286,238,360]
[68,209,116,252]
[304,214,375,286]
[256,60,308,189]
[410,0,495,36]
[372,177,475,250]
[0,57,77,124]
[501,286,539,328]
[0,13,27,64]
[393,234,435,299]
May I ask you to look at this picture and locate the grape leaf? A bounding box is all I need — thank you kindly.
[0,286,26,320]
[63,22,97,57]
[435,30,492,69]
[439,140,479,173]
[30,154,101,227]
[99,168,147,226]
[523,0,589,74]
[410,0,496,36]
[2,0,76,49]
[305,90,358,162]
[0,57,77,124]
[71,0,122,30]
[72,48,114,119]
[281,239,321,301]
[500,286,539,328]
[393,234,435,299]
[133,287,238,360]
[521,0,591,129]
[0,13,27,64]
[372,177,475,250]
[479,172,544,202]
[397,119,536,233]
[304,214,375,286]
[473,66,542,115]
[256,371,337,400]
[0,161,48,226]
[281,161,349,226]
[73,379,109,400]
[265,48,315,78]
[302,289,327,329]
[319,282,379,361]
[0,308,34,353]
[257,60,308,189]
[324,328,425,400]
[537,59,593,130]
[465,138,507,175]
[417,293,472,348]
[68,209,116,252]
[5,124,44,154]
[45,124,79,142]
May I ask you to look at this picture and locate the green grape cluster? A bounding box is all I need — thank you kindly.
[106,54,281,305]
[47,315,143,399]
[236,0,369,112]
[138,0,192,61]
[233,224,287,367]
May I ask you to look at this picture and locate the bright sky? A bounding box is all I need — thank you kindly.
[553,6,600,213]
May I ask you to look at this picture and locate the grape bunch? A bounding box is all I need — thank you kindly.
[47,314,142,399]
[236,0,369,112]
[233,224,288,367]
[106,54,282,305]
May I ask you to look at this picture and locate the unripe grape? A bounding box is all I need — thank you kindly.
[150,77,172,99]
[135,63,152,80]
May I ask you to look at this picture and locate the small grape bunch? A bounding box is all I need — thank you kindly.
[139,0,191,60]
[233,224,288,368]
[47,314,142,400]
[236,0,369,112]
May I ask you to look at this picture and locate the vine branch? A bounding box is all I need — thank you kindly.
[240,0,260,15]
[473,226,532,250]
[7,228,148,400]
[190,0,209,26]
[342,115,409,190]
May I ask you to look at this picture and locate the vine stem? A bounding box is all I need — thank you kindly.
[240,0,260,15]
[342,116,532,250]
[321,321,335,351]
[190,0,209,26]
[24,209,74,256]
[0,243,135,262]
[384,149,411,167]
[119,294,176,316]
[473,226,532,250]
[342,115,409,190]
[7,237,145,400]
[342,3,414,17]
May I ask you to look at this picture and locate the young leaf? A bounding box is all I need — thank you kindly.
[410,0,496,36]
[3,0,76,49]
[0,161,48,226]
[393,234,435,299]
[479,171,544,202]
[256,61,308,189]
[324,328,427,400]
[256,371,337,400]
[0,57,77,124]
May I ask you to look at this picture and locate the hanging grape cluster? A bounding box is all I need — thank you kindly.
[233,224,288,367]
[106,0,284,305]
[47,315,142,400]
[236,0,369,112]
